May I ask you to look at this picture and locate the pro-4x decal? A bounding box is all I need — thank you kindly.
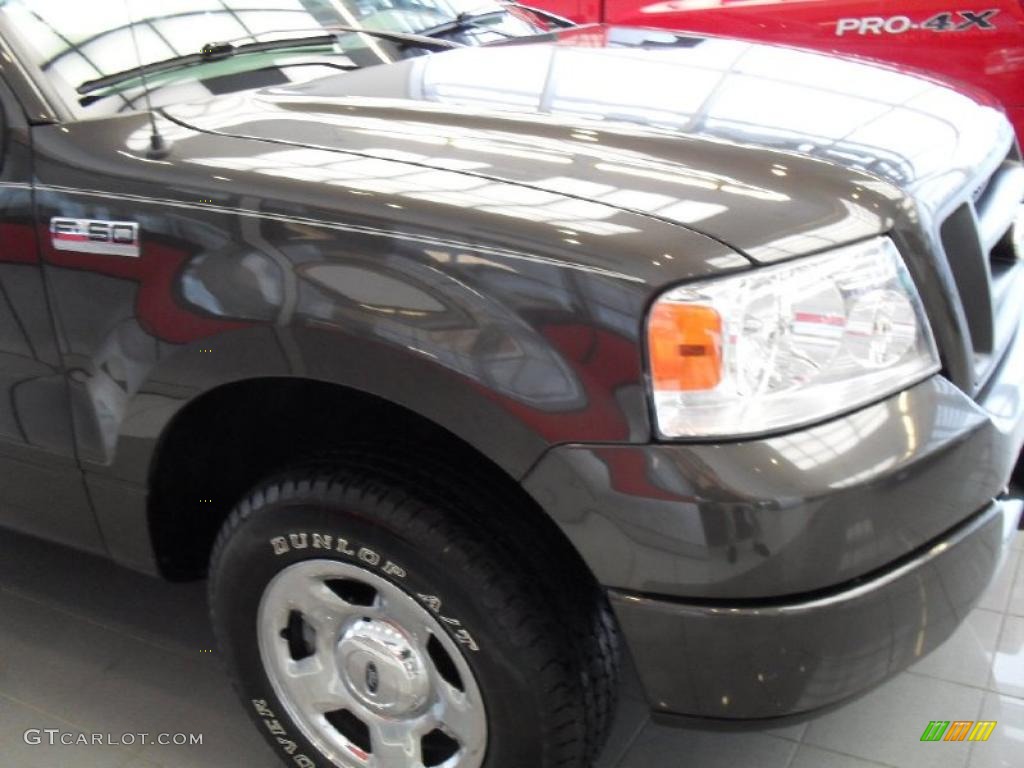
[836,9,999,36]
[50,217,140,257]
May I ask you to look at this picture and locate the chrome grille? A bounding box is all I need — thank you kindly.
[938,147,1024,393]
[971,177,990,204]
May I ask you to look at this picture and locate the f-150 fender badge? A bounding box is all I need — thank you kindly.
[50,217,140,258]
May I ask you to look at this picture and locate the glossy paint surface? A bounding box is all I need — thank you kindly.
[0,27,1014,567]
[0,13,1019,729]
[165,33,1020,401]
[537,0,1024,143]
[612,497,1016,718]
[168,33,1012,256]
[28,111,726,478]
[526,296,1024,717]
[0,63,101,553]
[0,20,1022,726]
[523,370,1022,599]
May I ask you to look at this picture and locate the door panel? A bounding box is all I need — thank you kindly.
[0,73,103,553]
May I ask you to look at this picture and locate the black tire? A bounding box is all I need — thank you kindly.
[209,459,619,768]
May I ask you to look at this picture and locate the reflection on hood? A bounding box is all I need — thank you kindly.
[296,27,1009,211]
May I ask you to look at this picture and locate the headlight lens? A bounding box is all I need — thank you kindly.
[647,236,940,438]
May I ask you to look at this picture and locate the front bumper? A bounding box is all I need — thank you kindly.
[523,317,1024,719]
[613,497,1020,719]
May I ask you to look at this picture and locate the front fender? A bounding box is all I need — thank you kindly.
[77,226,658,488]
[30,114,744,572]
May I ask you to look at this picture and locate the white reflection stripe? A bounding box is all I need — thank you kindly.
[33,183,645,284]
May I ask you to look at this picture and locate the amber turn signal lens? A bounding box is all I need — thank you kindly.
[648,302,722,391]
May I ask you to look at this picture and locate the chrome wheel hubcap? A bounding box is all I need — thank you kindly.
[337,618,430,716]
[257,559,487,768]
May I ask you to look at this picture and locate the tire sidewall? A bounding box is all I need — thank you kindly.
[212,490,549,768]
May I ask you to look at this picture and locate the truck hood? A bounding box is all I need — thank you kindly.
[163,26,1013,262]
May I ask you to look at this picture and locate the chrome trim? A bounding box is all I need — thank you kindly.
[978,163,1024,255]
[934,138,1024,394]
[258,559,487,768]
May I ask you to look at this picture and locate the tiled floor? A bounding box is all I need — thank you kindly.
[0,527,1021,768]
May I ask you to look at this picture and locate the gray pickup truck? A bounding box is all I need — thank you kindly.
[0,2,1021,767]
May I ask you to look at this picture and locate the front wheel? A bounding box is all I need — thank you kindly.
[209,466,619,768]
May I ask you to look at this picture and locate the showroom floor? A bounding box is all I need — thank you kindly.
[0,527,1020,768]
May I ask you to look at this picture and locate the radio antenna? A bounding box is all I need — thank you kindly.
[124,0,169,159]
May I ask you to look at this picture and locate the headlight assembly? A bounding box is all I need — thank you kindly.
[647,236,940,438]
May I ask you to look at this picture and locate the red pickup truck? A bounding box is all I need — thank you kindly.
[537,0,1024,142]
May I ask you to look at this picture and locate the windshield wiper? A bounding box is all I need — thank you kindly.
[77,28,464,96]
[416,9,513,39]
[509,4,576,28]
[415,2,575,39]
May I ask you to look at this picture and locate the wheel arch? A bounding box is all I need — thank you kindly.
[136,373,586,584]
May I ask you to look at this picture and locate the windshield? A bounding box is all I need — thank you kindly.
[0,0,549,118]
